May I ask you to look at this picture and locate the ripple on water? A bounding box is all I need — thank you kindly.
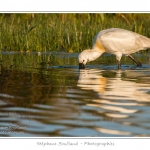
[1,59,150,136]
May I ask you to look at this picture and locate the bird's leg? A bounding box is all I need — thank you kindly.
[128,54,142,67]
[116,53,122,70]
[117,60,121,70]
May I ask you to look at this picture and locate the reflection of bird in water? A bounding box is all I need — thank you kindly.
[77,69,150,120]
[77,69,107,95]
[104,70,150,103]
[78,28,150,69]
[78,69,150,102]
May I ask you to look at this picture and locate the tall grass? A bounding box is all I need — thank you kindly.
[0,13,150,52]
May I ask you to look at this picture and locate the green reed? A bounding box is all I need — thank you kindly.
[0,13,150,52]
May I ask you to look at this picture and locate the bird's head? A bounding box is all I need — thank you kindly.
[78,49,90,69]
[78,49,103,69]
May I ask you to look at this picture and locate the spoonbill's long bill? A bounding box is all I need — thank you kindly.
[78,28,150,69]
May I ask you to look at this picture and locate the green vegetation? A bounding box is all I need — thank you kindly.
[0,13,150,52]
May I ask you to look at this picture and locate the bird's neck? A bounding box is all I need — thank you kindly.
[88,49,103,62]
[92,40,106,53]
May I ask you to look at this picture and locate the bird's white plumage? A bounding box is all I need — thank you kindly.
[95,28,150,55]
[78,28,150,69]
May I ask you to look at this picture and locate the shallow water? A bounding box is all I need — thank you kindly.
[0,52,150,137]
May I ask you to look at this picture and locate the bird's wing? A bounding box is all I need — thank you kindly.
[98,29,150,55]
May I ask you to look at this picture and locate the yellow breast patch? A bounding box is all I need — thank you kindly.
[93,40,106,52]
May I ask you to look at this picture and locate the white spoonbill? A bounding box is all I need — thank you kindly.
[78,28,150,69]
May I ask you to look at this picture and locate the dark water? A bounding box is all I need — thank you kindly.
[0,52,150,137]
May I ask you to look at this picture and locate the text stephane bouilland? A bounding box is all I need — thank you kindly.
[37,141,114,147]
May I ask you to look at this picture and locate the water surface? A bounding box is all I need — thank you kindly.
[0,52,150,137]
